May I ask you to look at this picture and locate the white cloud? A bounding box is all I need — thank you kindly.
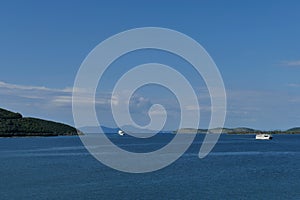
[287,83,300,88]
[281,60,300,67]
[185,105,201,111]
[1,81,299,130]
[0,81,117,107]
[0,81,72,93]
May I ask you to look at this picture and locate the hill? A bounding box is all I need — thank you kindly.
[0,108,81,137]
[79,125,171,134]
[79,126,120,134]
[286,127,300,134]
[176,127,300,134]
[176,127,257,134]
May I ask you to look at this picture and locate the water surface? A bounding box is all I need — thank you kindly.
[0,134,299,199]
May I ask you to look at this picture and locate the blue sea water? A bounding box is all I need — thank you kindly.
[0,134,299,200]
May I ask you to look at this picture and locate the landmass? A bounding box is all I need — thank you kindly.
[2,106,298,136]
[79,126,120,134]
[176,127,300,134]
[80,126,300,134]
[79,125,171,134]
[0,108,82,137]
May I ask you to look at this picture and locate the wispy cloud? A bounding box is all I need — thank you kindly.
[1,81,300,130]
[280,60,300,67]
[0,81,113,104]
[0,81,120,125]
[287,83,300,88]
[0,81,117,106]
[0,81,72,93]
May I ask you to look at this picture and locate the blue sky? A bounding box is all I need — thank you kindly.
[0,0,300,130]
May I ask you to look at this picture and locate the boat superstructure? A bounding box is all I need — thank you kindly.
[255,134,272,140]
[118,130,125,136]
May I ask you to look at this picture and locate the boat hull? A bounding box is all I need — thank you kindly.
[255,134,272,140]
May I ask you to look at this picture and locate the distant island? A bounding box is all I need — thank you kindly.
[0,108,82,137]
[176,127,300,134]
[80,126,300,135]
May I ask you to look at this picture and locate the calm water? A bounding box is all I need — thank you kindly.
[0,134,299,200]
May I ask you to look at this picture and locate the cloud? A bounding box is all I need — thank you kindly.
[0,81,72,104]
[0,81,72,93]
[0,81,118,106]
[1,81,299,130]
[129,96,152,113]
[0,80,122,126]
[149,108,166,116]
[280,60,300,67]
[287,83,300,88]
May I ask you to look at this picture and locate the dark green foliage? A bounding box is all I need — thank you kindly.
[286,127,300,134]
[176,127,258,134]
[176,127,300,134]
[0,108,22,119]
[0,108,80,137]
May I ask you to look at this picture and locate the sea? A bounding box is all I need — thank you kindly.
[0,134,299,200]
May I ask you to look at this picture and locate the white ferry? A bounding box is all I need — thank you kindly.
[118,130,125,136]
[255,134,272,140]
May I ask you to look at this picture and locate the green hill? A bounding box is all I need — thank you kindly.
[176,127,299,134]
[176,127,257,134]
[0,108,81,137]
[286,127,300,134]
[0,108,22,119]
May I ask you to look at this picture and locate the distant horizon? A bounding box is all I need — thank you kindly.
[80,124,299,132]
[1,105,299,132]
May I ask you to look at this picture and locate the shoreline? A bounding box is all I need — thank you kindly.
[1,132,300,138]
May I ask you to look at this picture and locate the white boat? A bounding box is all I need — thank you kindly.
[255,134,272,140]
[118,130,125,136]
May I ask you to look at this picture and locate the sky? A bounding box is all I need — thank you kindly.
[0,0,300,130]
